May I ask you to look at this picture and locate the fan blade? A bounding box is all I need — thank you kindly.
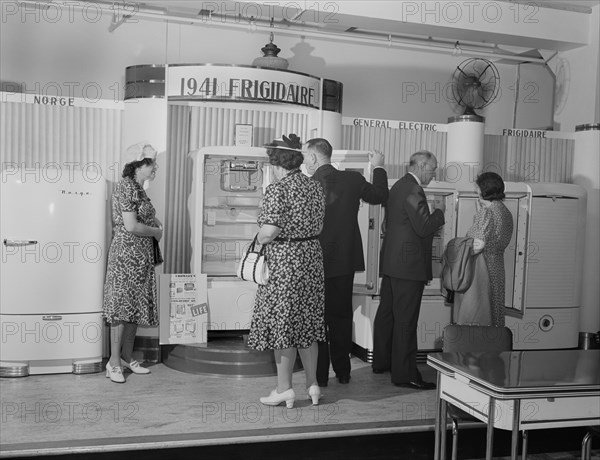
[456,66,470,79]
[477,62,493,80]
[480,81,495,94]
[479,91,491,105]
[481,82,498,103]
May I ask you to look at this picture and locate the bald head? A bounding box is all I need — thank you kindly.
[408,150,438,186]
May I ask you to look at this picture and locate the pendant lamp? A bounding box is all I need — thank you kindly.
[252,20,289,70]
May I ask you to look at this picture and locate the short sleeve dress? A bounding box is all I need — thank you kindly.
[103,177,159,326]
[455,200,513,327]
[246,170,327,351]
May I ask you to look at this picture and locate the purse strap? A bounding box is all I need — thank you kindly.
[240,234,266,284]
[250,235,268,255]
[252,235,266,284]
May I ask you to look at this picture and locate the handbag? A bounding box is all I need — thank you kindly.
[153,237,163,266]
[236,235,269,285]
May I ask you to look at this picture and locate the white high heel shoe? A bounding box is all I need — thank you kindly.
[122,359,150,375]
[105,363,125,383]
[259,388,295,408]
[307,384,322,405]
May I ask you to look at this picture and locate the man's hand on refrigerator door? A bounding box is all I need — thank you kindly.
[369,150,385,168]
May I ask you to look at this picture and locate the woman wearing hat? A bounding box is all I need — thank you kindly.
[103,143,162,383]
[246,134,326,407]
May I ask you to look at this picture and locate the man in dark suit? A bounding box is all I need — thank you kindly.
[372,150,444,390]
[304,138,388,386]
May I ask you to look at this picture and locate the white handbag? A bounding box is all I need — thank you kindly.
[236,235,269,285]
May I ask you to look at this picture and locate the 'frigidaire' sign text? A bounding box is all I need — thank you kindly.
[167,65,320,109]
[502,128,547,138]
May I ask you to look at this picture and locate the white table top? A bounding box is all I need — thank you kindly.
[427,349,600,398]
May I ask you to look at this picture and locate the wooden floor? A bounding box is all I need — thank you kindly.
[0,356,597,459]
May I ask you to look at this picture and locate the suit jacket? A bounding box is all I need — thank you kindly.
[312,164,388,278]
[380,173,445,281]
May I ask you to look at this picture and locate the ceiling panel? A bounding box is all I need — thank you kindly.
[77,1,598,54]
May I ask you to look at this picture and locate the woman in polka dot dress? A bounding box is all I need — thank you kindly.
[246,134,326,408]
[454,172,514,327]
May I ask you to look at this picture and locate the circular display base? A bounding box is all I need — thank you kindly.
[162,336,303,378]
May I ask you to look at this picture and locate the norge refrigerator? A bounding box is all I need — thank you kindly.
[1,166,106,376]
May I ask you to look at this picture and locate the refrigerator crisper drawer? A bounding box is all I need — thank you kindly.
[0,312,103,375]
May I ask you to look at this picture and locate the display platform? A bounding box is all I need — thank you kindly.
[1,357,595,459]
[161,334,302,377]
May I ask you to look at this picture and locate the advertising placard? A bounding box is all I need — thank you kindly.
[159,273,208,345]
[235,124,254,146]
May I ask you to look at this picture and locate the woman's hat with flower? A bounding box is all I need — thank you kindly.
[125,142,157,164]
[265,134,302,151]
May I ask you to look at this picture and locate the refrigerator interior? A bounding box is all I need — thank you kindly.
[189,148,378,331]
[189,148,269,330]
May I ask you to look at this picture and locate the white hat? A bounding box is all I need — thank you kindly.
[125,142,157,164]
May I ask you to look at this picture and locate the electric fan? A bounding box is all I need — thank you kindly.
[450,58,500,116]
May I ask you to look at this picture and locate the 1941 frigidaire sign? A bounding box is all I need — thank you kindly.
[167,64,321,109]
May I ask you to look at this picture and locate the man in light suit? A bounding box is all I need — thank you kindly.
[304,138,388,386]
[372,150,444,390]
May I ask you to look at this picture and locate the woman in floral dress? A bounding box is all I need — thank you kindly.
[454,172,514,327]
[103,143,162,383]
[246,134,326,408]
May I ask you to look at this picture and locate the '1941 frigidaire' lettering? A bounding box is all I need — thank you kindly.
[179,77,316,107]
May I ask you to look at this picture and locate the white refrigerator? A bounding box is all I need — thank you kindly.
[352,180,587,358]
[1,167,106,376]
[187,147,379,332]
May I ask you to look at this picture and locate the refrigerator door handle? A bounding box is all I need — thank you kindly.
[42,315,63,321]
[3,239,38,247]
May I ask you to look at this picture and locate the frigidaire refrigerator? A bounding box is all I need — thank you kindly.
[187,147,378,332]
[1,166,106,376]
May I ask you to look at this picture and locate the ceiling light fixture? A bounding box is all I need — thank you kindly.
[452,41,463,57]
[249,16,257,32]
[252,18,289,70]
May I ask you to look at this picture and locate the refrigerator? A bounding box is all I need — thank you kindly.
[188,147,269,331]
[188,147,378,331]
[187,148,586,351]
[1,166,106,376]
[352,179,587,359]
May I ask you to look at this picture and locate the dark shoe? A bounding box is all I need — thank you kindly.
[394,380,436,390]
[372,367,389,374]
[318,381,328,388]
[337,375,351,384]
